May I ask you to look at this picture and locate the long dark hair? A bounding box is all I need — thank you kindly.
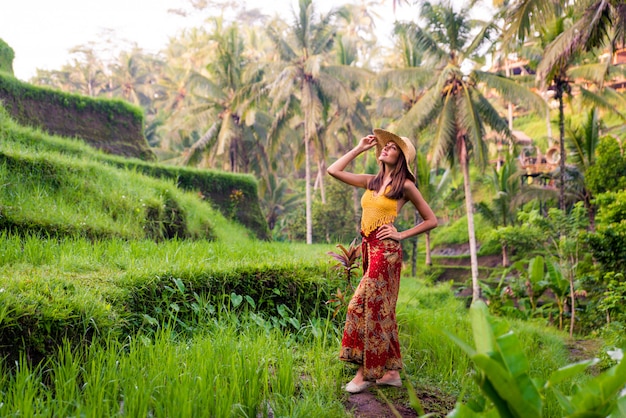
[366,150,415,199]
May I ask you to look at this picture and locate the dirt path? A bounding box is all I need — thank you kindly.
[345,391,417,417]
[344,385,455,417]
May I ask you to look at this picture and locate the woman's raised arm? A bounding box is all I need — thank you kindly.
[327,134,377,188]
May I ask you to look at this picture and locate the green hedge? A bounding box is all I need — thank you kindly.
[0,148,217,241]
[0,73,153,160]
[117,162,271,240]
[0,106,269,240]
[0,260,334,365]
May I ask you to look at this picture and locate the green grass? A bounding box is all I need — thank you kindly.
[0,89,612,417]
[0,268,589,417]
[0,317,346,417]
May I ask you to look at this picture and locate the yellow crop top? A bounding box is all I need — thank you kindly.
[360,189,398,237]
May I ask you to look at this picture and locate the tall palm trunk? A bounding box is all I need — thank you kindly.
[569,269,576,338]
[316,160,326,204]
[460,138,480,302]
[425,231,432,266]
[304,120,313,244]
[558,84,566,212]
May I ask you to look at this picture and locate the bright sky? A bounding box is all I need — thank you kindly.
[1,0,404,81]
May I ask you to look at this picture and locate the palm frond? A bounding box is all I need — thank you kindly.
[537,0,612,83]
[216,111,238,156]
[317,72,352,110]
[188,71,227,103]
[301,81,324,133]
[402,22,448,66]
[472,90,510,137]
[464,20,498,60]
[374,67,434,94]
[431,92,458,167]
[473,70,546,115]
[565,108,599,170]
[459,87,488,168]
[503,0,560,44]
[182,121,220,166]
[374,97,406,119]
[268,66,299,110]
[578,86,626,120]
[266,24,296,62]
[566,62,610,85]
[324,65,373,85]
[395,86,443,134]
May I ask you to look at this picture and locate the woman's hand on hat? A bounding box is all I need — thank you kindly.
[358,135,377,151]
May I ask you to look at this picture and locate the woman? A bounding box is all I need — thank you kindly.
[327,128,437,393]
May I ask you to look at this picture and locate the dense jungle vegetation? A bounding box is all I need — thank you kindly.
[1,0,626,416]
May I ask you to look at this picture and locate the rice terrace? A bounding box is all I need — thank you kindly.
[1,0,626,416]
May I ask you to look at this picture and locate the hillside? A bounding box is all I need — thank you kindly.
[0,73,154,160]
[0,103,328,364]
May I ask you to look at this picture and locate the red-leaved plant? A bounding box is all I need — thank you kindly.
[326,237,362,318]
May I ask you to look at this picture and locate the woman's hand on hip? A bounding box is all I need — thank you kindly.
[377,224,402,241]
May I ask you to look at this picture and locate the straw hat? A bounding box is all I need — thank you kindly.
[373,128,416,179]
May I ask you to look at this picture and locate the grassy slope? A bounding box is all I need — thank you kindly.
[0,107,337,363]
[0,102,607,416]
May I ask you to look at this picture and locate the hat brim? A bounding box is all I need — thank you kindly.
[373,128,416,179]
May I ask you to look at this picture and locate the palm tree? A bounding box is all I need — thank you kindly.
[31,45,107,97]
[393,1,546,302]
[265,0,361,244]
[260,172,304,232]
[505,0,626,211]
[176,19,268,172]
[415,153,452,268]
[564,107,603,229]
[107,47,157,108]
[476,153,523,266]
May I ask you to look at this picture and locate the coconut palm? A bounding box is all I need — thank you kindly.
[265,0,364,244]
[31,46,108,97]
[475,153,525,266]
[107,47,157,108]
[392,1,546,302]
[505,0,626,211]
[564,107,604,229]
[177,18,268,173]
[260,172,304,232]
[415,153,452,268]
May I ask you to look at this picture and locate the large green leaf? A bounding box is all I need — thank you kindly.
[470,300,497,355]
[495,323,529,378]
[475,371,517,418]
[609,395,626,418]
[528,256,545,287]
[546,359,599,388]
[569,353,626,414]
[472,354,541,418]
[447,402,488,418]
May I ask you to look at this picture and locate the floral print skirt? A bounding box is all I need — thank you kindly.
[339,229,403,380]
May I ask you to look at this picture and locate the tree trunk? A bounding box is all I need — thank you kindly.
[505,58,513,132]
[502,244,509,267]
[411,209,419,276]
[558,87,566,212]
[304,121,313,244]
[425,231,432,267]
[546,105,553,145]
[317,160,326,204]
[569,273,576,338]
[461,140,481,303]
[411,234,417,277]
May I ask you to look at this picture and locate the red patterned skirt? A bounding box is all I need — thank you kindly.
[339,229,403,380]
